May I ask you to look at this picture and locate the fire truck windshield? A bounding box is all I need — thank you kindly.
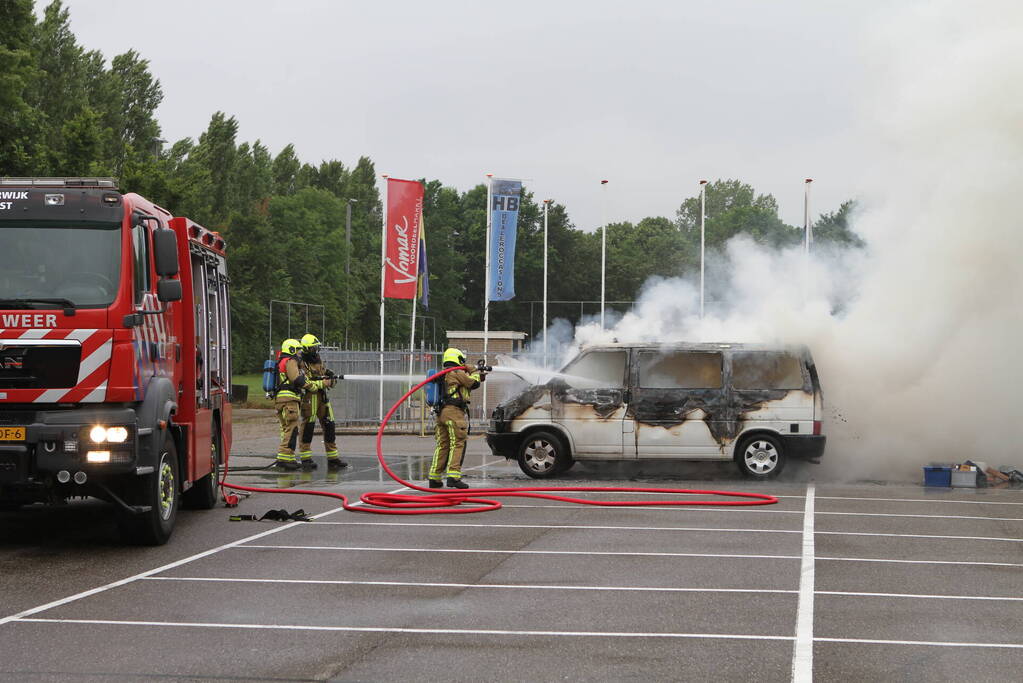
[0,221,122,308]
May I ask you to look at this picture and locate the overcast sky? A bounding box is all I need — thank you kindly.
[62,0,890,230]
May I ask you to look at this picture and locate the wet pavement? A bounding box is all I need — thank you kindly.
[1,410,1021,681]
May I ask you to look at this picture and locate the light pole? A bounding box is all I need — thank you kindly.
[803,178,813,255]
[600,179,608,329]
[543,199,551,369]
[803,178,813,302]
[344,197,358,347]
[699,179,707,319]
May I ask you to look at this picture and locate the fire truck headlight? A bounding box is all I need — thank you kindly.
[86,451,111,463]
[105,427,129,443]
[90,426,129,443]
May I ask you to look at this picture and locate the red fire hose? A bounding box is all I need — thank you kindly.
[219,367,778,514]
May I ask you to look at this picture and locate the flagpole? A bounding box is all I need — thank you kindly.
[600,179,608,329]
[482,173,493,416]
[542,199,550,369]
[379,174,388,423]
[408,287,417,377]
[699,179,707,319]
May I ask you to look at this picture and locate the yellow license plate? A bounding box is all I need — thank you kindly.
[0,427,25,441]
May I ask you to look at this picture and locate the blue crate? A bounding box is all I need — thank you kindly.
[923,466,951,487]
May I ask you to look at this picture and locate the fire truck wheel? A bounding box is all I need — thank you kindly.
[183,422,222,510]
[120,437,180,545]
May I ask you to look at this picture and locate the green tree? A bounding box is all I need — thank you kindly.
[59,106,102,175]
[105,49,163,170]
[0,0,40,174]
[271,144,301,195]
[192,112,238,225]
[27,0,89,172]
[812,200,863,248]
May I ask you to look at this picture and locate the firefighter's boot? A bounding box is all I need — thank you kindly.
[326,458,348,470]
[428,479,443,489]
[447,478,469,489]
[274,459,300,471]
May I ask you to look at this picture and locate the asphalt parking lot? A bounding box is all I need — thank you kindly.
[1,430,1022,681]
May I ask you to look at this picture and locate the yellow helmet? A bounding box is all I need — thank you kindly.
[281,338,302,356]
[442,347,466,366]
[300,333,321,351]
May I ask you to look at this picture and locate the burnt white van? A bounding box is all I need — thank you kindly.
[486,343,825,479]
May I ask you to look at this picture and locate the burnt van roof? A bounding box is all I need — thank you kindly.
[578,341,813,357]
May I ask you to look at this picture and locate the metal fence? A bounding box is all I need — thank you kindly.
[317,347,554,433]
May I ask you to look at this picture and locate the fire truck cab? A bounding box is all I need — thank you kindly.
[0,178,232,544]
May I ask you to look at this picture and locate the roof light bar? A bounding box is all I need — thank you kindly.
[0,177,118,188]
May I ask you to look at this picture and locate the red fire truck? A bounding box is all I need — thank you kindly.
[0,178,232,544]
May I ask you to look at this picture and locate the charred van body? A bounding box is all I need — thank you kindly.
[486,343,825,479]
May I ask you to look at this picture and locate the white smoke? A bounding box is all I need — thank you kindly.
[559,1,1023,480]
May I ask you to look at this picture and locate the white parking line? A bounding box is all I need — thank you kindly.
[143,576,798,594]
[818,556,1023,568]
[140,576,1023,603]
[817,590,1023,602]
[15,617,1023,650]
[310,519,1023,539]
[501,503,806,513]
[791,482,815,683]
[13,617,796,641]
[816,495,1023,507]
[238,544,801,560]
[818,511,1023,522]
[501,503,1023,522]
[312,521,802,534]
[817,530,1023,543]
[814,636,1023,650]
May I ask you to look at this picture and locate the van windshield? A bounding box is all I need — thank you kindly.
[731,351,804,390]
[561,351,626,387]
[0,221,122,308]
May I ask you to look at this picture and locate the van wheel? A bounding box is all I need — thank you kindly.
[119,437,179,545]
[517,431,568,479]
[735,435,786,479]
[183,420,222,510]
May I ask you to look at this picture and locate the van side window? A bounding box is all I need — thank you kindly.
[639,351,722,389]
[732,351,804,389]
[561,351,627,387]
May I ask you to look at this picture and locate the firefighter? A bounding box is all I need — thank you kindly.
[429,347,486,489]
[297,333,347,470]
[273,338,333,470]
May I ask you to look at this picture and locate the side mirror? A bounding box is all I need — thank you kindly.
[157,278,182,303]
[153,228,179,277]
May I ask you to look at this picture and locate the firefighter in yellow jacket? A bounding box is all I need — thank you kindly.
[273,338,334,470]
[297,333,347,470]
[429,347,485,489]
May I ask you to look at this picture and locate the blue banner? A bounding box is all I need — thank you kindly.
[488,179,522,301]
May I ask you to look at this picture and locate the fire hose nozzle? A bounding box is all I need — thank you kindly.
[476,360,493,373]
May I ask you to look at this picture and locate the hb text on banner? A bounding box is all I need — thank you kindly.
[488,178,522,301]
[383,178,424,299]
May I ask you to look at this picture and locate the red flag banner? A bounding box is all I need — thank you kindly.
[383,178,424,299]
